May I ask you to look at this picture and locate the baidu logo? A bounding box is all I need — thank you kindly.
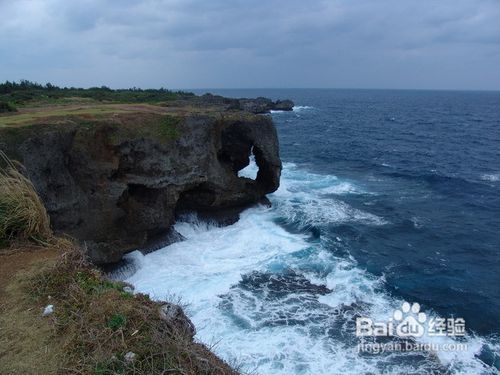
[356,301,465,338]
[393,302,427,337]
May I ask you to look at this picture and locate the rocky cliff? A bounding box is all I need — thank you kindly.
[0,109,282,264]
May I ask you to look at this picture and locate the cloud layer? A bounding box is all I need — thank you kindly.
[1,0,499,89]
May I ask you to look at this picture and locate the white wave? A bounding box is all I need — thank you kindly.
[318,182,363,195]
[278,162,363,195]
[293,105,314,112]
[123,162,495,375]
[411,216,427,229]
[316,261,489,374]
[124,211,414,374]
[276,197,387,227]
[273,163,385,227]
[480,173,500,182]
[238,154,259,179]
[125,207,307,303]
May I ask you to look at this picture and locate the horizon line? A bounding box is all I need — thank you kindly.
[2,80,499,92]
[180,87,500,93]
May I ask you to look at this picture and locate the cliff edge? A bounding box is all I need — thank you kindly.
[0,100,284,264]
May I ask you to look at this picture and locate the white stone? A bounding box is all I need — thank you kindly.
[42,304,54,316]
[124,351,136,363]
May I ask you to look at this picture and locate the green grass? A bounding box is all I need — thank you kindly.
[156,115,181,140]
[75,270,125,294]
[108,114,182,144]
[107,313,127,330]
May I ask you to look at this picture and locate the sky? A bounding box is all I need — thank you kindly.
[1,0,499,90]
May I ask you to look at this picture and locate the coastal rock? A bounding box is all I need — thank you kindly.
[273,99,294,111]
[159,303,196,338]
[238,97,294,113]
[176,93,294,114]
[238,97,274,113]
[4,111,281,264]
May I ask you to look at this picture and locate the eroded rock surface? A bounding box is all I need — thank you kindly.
[3,112,281,264]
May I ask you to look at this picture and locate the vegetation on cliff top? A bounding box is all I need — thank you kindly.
[0,80,194,107]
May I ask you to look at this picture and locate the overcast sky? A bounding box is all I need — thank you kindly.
[1,0,499,90]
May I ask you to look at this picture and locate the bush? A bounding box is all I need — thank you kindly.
[0,80,193,105]
[0,151,51,245]
[107,313,127,330]
[0,101,17,113]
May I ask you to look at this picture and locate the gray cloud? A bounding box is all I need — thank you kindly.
[0,0,499,89]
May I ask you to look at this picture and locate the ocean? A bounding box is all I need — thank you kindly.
[119,89,500,374]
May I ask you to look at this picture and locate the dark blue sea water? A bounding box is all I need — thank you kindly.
[124,89,500,374]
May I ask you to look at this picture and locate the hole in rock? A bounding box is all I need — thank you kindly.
[217,124,260,181]
[238,147,258,180]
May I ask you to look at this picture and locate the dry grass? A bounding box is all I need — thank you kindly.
[0,151,52,246]
[27,242,238,375]
[0,152,238,375]
[0,106,130,127]
[1,238,238,374]
[0,101,238,128]
[0,103,170,128]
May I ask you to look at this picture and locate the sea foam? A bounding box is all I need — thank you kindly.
[123,161,493,374]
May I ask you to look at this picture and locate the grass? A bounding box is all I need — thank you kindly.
[156,115,181,140]
[108,114,182,144]
[27,243,237,374]
[107,313,127,330]
[0,106,131,127]
[0,151,52,246]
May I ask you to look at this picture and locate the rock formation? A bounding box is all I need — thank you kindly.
[1,110,282,264]
[180,94,294,113]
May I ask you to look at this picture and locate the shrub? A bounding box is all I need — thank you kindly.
[0,151,51,245]
[0,80,193,105]
[107,313,127,330]
[0,101,17,113]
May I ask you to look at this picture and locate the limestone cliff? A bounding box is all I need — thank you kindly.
[0,110,281,264]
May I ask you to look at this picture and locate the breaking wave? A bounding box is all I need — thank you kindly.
[121,161,495,374]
